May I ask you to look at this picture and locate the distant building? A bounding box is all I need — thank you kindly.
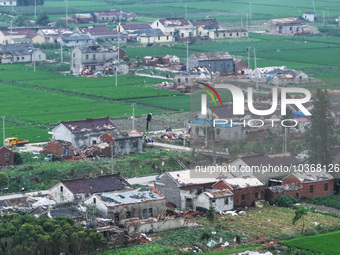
[58,31,94,46]
[131,29,173,44]
[50,117,118,148]
[70,45,122,75]
[0,28,43,44]
[303,12,315,22]
[266,17,301,35]
[0,44,46,64]
[37,28,72,43]
[117,23,152,33]
[93,10,137,23]
[84,187,166,222]
[196,189,234,211]
[190,19,219,36]
[187,52,234,73]
[0,146,14,167]
[100,129,143,155]
[72,13,94,24]
[151,18,194,38]
[0,0,16,6]
[74,25,127,43]
[49,173,132,203]
[208,28,248,40]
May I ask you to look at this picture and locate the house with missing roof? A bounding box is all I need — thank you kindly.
[50,117,118,148]
[0,44,46,64]
[70,45,125,75]
[265,171,334,203]
[190,19,220,37]
[208,28,248,40]
[266,17,302,35]
[58,31,94,46]
[151,18,194,38]
[49,173,132,203]
[72,13,95,24]
[100,129,143,155]
[37,28,72,43]
[187,52,235,73]
[84,187,166,223]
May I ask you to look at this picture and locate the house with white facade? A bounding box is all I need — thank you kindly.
[151,18,194,38]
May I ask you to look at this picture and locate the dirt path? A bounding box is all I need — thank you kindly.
[302,203,340,214]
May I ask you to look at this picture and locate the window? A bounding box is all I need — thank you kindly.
[86,54,89,60]
[225,198,229,205]
[236,32,239,36]
[148,208,153,217]
[296,193,299,198]
[39,55,41,59]
[223,33,225,37]
[290,27,292,31]
[181,33,184,37]
[126,211,131,218]
[324,183,329,191]
[4,153,10,162]
[73,53,75,57]
[92,54,96,60]
[241,194,246,201]
[93,197,96,204]
[230,33,232,36]
[216,129,220,136]
[166,36,169,40]
[254,192,259,199]
[158,36,160,40]
[133,140,138,148]
[143,209,148,218]
[21,57,24,60]
[60,186,63,192]
[114,213,119,222]
[310,185,314,193]
[73,64,75,67]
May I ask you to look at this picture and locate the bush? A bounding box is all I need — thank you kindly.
[206,206,215,222]
[273,195,297,207]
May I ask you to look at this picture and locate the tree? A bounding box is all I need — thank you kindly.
[0,172,9,191]
[123,55,130,62]
[96,37,106,44]
[292,207,308,233]
[14,152,23,165]
[36,12,50,26]
[305,89,335,167]
[55,19,66,28]
[13,14,29,27]
[206,206,215,222]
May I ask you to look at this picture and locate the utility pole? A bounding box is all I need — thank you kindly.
[323,10,325,26]
[247,47,251,69]
[186,39,189,71]
[111,143,114,174]
[1,116,5,146]
[60,44,63,63]
[115,16,121,87]
[253,48,257,69]
[66,0,68,26]
[131,103,136,129]
[34,0,37,20]
[34,61,36,72]
[185,5,187,19]
[10,19,12,44]
[249,2,252,20]
[246,13,249,31]
[183,121,186,149]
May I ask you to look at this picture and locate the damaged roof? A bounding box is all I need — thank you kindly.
[103,129,142,141]
[76,25,118,36]
[58,117,118,133]
[204,189,233,198]
[58,173,132,194]
[221,176,264,189]
[288,171,334,183]
[240,153,300,167]
[0,44,41,56]
[270,17,301,25]
[268,183,303,193]
[158,18,192,27]
[190,19,219,28]
[121,23,152,30]
[0,28,36,38]
[97,187,164,207]
[192,52,232,61]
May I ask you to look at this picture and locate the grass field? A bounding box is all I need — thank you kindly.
[282,231,340,255]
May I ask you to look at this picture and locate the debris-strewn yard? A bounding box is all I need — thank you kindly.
[195,206,340,240]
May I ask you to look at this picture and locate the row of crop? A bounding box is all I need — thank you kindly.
[100,243,179,255]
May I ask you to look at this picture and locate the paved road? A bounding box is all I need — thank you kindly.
[0,190,49,200]
[16,142,47,153]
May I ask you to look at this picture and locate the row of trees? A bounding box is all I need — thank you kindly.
[0,214,107,255]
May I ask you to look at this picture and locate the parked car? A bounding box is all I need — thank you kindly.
[297,150,309,161]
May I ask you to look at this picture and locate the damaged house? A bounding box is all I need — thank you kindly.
[0,44,46,64]
[49,173,132,203]
[187,52,234,73]
[84,187,166,223]
[151,18,194,38]
[50,117,118,148]
[100,129,143,155]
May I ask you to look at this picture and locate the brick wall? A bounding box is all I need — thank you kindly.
[265,188,302,204]
[0,147,14,166]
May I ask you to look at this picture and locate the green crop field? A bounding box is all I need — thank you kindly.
[282,231,340,255]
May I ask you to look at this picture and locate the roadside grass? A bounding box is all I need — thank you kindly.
[282,230,340,255]
[195,206,340,240]
[301,195,340,210]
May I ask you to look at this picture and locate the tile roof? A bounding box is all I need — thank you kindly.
[102,129,142,141]
[190,19,219,28]
[216,28,248,32]
[192,52,232,61]
[60,173,132,194]
[240,153,300,167]
[0,28,36,38]
[59,117,118,133]
[94,10,122,15]
[121,23,152,30]
[289,171,334,183]
[76,45,119,53]
[270,17,301,25]
[61,32,93,41]
[77,25,118,36]
[97,187,164,206]
[0,44,40,55]
[204,189,233,198]
[134,29,165,37]
[39,28,71,36]
[222,176,264,189]
[158,18,192,27]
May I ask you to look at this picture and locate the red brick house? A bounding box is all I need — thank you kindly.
[212,176,264,208]
[0,146,14,166]
[282,171,334,199]
[265,183,303,204]
[42,140,77,156]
